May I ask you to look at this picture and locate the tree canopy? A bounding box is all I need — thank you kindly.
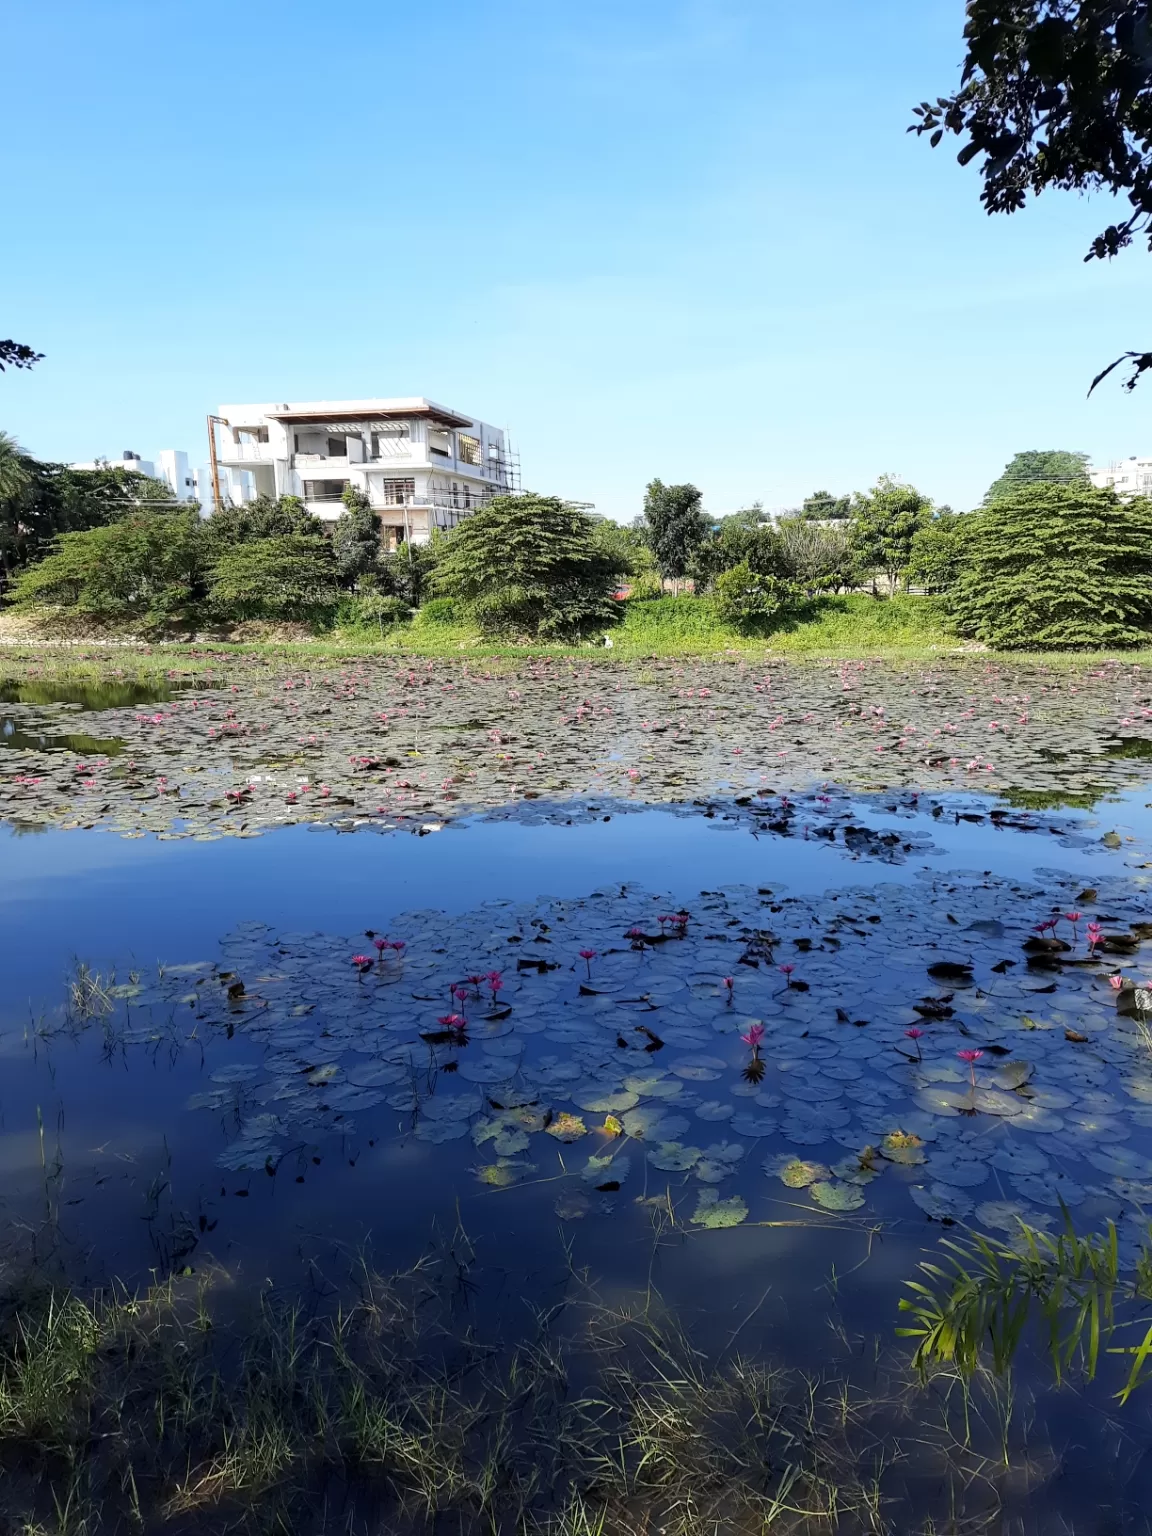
[913,1,1152,388]
[0,340,43,372]
[642,480,710,582]
[205,494,320,546]
[434,493,625,637]
[948,482,1152,648]
[848,476,933,589]
[983,450,1090,503]
[332,487,382,584]
[798,489,851,521]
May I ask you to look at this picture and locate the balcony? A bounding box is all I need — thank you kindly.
[220,440,275,464]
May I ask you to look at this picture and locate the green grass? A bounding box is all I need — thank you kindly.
[5,593,1152,671]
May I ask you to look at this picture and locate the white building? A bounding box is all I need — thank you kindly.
[212,398,518,547]
[1090,457,1152,497]
[69,449,202,505]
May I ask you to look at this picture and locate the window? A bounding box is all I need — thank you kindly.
[327,437,347,458]
[303,479,350,501]
[458,433,481,467]
[379,478,416,506]
[429,430,451,458]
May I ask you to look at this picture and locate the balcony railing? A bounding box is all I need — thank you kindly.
[222,441,274,462]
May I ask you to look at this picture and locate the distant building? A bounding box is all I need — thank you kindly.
[212,398,518,547]
[69,449,202,506]
[1090,457,1152,498]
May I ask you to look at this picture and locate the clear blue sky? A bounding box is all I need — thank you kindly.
[4,0,1148,518]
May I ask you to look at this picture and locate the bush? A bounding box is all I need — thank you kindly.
[333,591,409,635]
[7,510,207,632]
[204,494,320,548]
[209,536,339,624]
[689,511,786,593]
[775,517,860,593]
[433,493,625,638]
[713,564,799,632]
[948,483,1152,649]
[907,511,969,594]
[414,597,458,626]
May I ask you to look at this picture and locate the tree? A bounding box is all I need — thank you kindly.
[642,480,709,584]
[205,494,321,547]
[1,457,178,586]
[713,564,799,633]
[983,450,1090,504]
[798,489,851,521]
[775,516,860,592]
[381,541,438,608]
[912,1,1152,390]
[948,482,1152,648]
[8,511,207,632]
[848,476,933,590]
[689,510,786,593]
[433,493,625,638]
[209,536,339,624]
[332,487,381,586]
[907,510,970,594]
[0,340,43,372]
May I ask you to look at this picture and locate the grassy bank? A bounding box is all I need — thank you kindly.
[4,594,1152,673]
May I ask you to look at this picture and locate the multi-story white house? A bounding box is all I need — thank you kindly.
[70,449,202,505]
[212,398,517,547]
[1090,457,1152,498]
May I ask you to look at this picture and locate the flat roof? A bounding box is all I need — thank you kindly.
[220,398,475,430]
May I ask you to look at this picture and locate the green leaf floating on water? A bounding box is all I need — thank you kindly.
[648,1141,702,1172]
[769,1157,831,1189]
[809,1180,866,1212]
[545,1112,586,1142]
[475,1159,536,1187]
[691,1190,748,1228]
[582,1153,630,1189]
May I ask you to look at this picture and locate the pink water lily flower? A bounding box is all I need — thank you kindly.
[741,1022,765,1050]
[957,1047,984,1090]
[904,1025,924,1061]
[579,948,598,978]
[437,1013,467,1032]
[1110,974,1125,990]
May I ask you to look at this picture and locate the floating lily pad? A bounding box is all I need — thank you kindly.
[809,1180,866,1212]
[648,1141,702,1172]
[690,1190,748,1228]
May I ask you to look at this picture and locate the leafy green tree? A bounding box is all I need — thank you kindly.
[8,511,207,632]
[907,511,970,594]
[912,2,1152,390]
[775,516,859,593]
[713,564,799,633]
[332,487,381,586]
[642,480,709,583]
[205,494,320,547]
[433,493,625,638]
[983,451,1090,504]
[798,489,851,521]
[689,510,786,593]
[2,454,162,585]
[849,476,933,590]
[0,339,43,372]
[381,540,438,608]
[209,536,339,624]
[948,483,1152,648]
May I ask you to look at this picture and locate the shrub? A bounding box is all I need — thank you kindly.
[7,510,207,632]
[209,536,339,624]
[775,517,859,593]
[433,493,625,638]
[415,597,458,626]
[713,564,799,632]
[334,591,409,635]
[948,483,1152,648]
[204,495,321,547]
[689,512,787,593]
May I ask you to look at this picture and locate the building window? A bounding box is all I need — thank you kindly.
[303,479,350,502]
[371,424,410,457]
[379,478,416,506]
[458,434,481,466]
[429,430,451,458]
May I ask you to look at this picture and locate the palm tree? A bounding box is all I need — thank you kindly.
[0,430,32,504]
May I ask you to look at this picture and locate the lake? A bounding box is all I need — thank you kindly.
[2,654,1152,1535]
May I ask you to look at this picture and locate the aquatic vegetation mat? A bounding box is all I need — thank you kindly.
[1,655,1151,834]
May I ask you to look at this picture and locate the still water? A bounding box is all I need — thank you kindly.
[3,672,1152,1531]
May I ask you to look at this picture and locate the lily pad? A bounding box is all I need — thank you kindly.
[690,1190,748,1228]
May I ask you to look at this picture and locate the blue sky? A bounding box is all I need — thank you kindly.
[4,0,1149,518]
